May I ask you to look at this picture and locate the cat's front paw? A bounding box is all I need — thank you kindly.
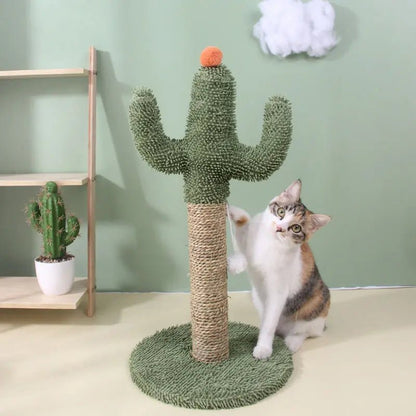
[253,344,272,360]
[227,205,250,225]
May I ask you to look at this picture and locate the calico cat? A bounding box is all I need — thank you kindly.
[228,179,331,359]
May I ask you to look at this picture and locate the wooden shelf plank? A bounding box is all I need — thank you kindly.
[0,277,87,309]
[0,68,90,79]
[0,173,89,187]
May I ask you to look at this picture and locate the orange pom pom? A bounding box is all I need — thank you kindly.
[200,47,223,67]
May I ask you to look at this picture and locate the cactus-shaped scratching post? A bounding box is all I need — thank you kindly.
[129,47,292,363]
[26,181,80,259]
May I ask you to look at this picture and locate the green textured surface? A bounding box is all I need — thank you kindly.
[1,0,416,289]
[129,64,292,204]
[26,182,80,259]
[129,322,293,409]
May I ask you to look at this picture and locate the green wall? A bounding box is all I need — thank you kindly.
[1,0,415,291]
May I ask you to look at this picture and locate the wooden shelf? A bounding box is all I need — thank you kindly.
[0,173,89,187]
[0,277,87,310]
[0,47,97,316]
[0,68,91,80]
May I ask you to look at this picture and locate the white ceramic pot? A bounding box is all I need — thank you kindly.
[34,257,75,296]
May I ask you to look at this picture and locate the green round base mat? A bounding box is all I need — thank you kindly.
[129,322,293,409]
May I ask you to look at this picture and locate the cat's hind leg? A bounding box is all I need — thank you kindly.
[283,317,326,353]
[284,334,307,353]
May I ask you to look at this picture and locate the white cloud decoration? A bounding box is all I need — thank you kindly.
[253,0,339,58]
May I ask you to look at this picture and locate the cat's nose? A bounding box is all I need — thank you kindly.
[276,226,283,232]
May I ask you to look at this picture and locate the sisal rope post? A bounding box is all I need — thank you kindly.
[188,203,229,362]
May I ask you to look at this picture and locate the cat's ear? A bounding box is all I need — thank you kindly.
[283,179,302,203]
[310,214,331,232]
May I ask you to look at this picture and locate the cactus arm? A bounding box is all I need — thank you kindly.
[232,96,292,181]
[129,88,188,175]
[26,202,42,234]
[65,216,80,246]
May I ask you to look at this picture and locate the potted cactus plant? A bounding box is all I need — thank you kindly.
[26,181,80,296]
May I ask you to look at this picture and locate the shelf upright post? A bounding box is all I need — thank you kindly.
[87,46,97,317]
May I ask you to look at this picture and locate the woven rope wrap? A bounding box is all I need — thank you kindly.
[188,203,228,362]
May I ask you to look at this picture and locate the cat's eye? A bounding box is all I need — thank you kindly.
[291,224,302,233]
[277,207,285,218]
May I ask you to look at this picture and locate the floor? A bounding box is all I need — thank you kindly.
[1,288,415,416]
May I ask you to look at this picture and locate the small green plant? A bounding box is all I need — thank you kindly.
[26,181,80,260]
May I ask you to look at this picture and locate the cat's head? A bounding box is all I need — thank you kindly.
[267,179,331,245]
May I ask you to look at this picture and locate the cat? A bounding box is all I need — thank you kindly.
[227,179,331,359]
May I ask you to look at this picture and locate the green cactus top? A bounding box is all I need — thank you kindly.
[129,47,292,204]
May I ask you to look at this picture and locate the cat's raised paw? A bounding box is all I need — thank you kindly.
[227,205,250,226]
[253,344,272,360]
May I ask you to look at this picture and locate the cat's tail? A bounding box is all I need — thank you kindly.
[226,205,249,275]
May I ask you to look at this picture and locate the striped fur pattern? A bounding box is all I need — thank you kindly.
[228,180,331,358]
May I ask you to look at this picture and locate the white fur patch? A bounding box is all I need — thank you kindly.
[227,252,248,275]
[273,210,295,233]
